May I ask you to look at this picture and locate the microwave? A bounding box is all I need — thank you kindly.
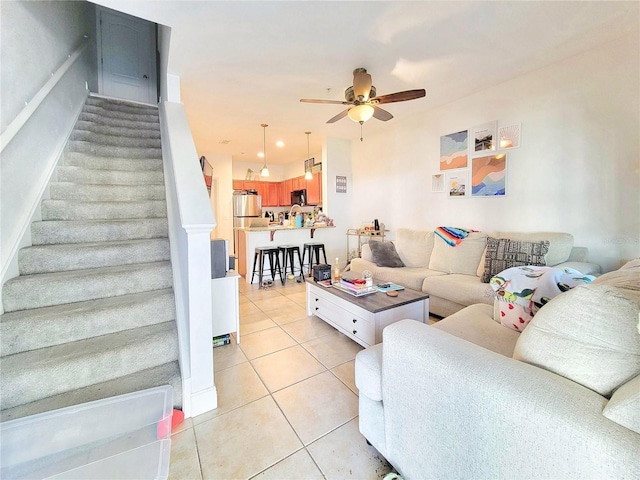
[291,189,306,206]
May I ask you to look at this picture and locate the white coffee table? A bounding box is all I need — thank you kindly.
[306,278,429,347]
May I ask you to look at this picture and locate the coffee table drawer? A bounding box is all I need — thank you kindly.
[312,295,375,346]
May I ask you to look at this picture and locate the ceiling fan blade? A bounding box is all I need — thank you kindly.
[326,109,349,124]
[300,98,351,105]
[372,106,393,121]
[373,89,426,104]
[353,70,373,101]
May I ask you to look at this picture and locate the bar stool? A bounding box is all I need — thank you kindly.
[302,242,328,277]
[278,245,304,282]
[251,246,282,286]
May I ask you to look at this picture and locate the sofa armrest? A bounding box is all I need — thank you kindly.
[555,260,601,275]
[381,320,640,479]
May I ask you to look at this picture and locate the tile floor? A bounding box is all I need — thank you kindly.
[168,278,394,480]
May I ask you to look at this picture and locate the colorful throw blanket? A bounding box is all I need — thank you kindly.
[490,266,595,332]
[435,226,471,246]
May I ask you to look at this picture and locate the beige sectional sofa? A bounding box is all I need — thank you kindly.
[348,228,601,317]
[355,260,640,479]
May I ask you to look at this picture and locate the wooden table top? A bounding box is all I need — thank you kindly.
[305,278,429,314]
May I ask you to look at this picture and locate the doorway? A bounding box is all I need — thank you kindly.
[97,7,157,104]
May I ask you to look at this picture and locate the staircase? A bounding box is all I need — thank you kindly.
[0,95,182,422]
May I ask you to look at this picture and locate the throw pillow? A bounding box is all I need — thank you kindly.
[369,241,405,268]
[513,283,640,397]
[490,266,595,332]
[481,237,549,283]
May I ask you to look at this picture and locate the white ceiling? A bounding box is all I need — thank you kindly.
[93,1,638,165]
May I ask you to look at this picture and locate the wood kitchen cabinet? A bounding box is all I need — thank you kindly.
[279,179,293,206]
[263,182,280,207]
[306,172,322,205]
[232,180,244,190]
[292,176,305,191]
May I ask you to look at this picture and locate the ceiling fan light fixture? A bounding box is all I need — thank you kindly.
[260,123,269,177]
[348,104,374,123]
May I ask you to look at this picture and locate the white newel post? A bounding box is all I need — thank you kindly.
[185,226,217,416]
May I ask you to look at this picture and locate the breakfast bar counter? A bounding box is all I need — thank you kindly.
[235,225,335,282]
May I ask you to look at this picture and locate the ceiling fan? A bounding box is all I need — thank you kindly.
[300,67,426,126]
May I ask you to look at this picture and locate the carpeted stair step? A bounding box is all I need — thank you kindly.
[56,165,164,185]
[18,238,170,275]
[83,104,159,123]
[70,130,161,149]
[86,95,159,115]
[74,120,161,139]
[42,199,167,221]
[0,361,181,422]
[78,111,160,130]
[67,140,162,159]
[31,218,168,245]
[50,182,165,202]
[2,261,173,312]
[63,151,163,171]
[0,321,179,410]
[1,288,175,356]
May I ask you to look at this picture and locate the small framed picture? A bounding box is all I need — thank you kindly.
[432,174,445,193]
[335,175,347,193]
[498,123,521,149]
[446,171,468,198]
[472,121,497,153]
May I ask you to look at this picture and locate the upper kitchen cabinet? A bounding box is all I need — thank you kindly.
[232,180,244,190]
[292,176,305,191]
[306,172,322,205]
[279,179,292,206]
[263,182,280,207]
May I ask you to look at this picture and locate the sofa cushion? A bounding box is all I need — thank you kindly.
[395,229,434,267]
[513,283,640,397]
[429,232,488,276]
[603,375,640,434]
[422,273,494,308]
[493,231,574,266]
[481,237,549,283]
[369,241,405,268]
[376,266,445,292]
[432,303,520,357]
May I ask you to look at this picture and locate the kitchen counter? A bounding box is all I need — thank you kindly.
[235,224,335,282]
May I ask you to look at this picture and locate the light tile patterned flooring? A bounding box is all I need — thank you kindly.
[168,278,393,480]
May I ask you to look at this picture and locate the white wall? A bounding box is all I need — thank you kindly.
[201,153,234,243]
[232,161,285,182]
[1,1,97,292]
[1,1,97,131]
[350,33,639,273]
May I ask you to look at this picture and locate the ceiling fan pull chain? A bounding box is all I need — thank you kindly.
[360,121,364,142]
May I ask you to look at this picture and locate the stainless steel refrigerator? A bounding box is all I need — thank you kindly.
[233,193,262,256]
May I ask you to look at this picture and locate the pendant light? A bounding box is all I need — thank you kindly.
[304,131,313,180]
[259,123,269,177]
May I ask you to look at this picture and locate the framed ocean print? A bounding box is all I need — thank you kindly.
[472,121,497,153]
[498,123,521,149]
[471,154,507,197]
[446,171,468,197]
[440,130,468,170]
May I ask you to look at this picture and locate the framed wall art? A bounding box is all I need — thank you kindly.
[446,171,468,198]
[498,123,521,149]
[472,121,497,153]
[440,130,468,170]
[432,173,445,193]
[471,154,507,197]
